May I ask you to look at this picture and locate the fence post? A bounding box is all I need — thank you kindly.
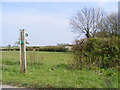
[20,29,27,73]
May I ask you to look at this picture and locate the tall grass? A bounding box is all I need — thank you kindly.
[1,51,118,88]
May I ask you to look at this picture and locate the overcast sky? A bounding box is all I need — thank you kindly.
[1,0,119,46]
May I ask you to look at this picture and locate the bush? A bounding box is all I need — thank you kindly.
[72,37,120,69]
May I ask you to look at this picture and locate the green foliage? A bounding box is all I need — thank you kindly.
[72,37,120,69]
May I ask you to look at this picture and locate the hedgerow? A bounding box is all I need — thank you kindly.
[71,37,120,69]
[37,46,68,52]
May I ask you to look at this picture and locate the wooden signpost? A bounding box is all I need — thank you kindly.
[118,1,120,34]
[20,29,27,73]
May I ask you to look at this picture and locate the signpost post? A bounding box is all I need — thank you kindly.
[118,1,120,34]
[20,29,27,73]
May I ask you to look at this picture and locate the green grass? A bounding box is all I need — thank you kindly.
[1,51,118,88]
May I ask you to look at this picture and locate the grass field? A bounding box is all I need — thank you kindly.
[1,51,118,88]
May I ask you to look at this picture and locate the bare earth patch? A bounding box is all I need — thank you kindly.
[0,85,18,88]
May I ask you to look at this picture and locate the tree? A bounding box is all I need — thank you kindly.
[7,44,11,50]
[97,13,119,37]
[70,7,104,38]
[93,31,110,38]
[14,38,29,45]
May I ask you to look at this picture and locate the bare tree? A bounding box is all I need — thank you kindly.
[14,38,29,45]
[70,7,104,38]
[97,12,119,37]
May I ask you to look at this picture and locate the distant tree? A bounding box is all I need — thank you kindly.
[14,38,29,45]
[70,7,104,38]
[7,44,11,50]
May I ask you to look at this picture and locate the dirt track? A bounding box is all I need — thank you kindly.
[0,85,17,88]
[0,85,39,90]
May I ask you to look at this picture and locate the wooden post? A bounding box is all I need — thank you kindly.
[20,29,27,73]
[118,1,120,34]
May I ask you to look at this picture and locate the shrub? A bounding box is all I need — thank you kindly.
[72,37,120,69]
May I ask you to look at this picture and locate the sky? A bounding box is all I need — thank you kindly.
[1,0,119,46]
